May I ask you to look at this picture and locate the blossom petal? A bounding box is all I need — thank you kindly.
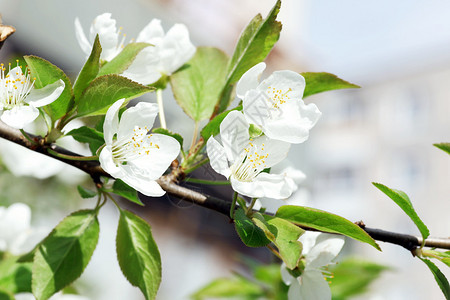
[159,23,196,74]
[7,66,24,81]
[0,203,31,249]
[243,89,277,127]
[99,145,123,178]
[1,106,39,129]
[296,270,332,300]
[91,13,120,61]
[230,172,294,199]
[121,176,166,197]
[117,101,158,141]
[122,47,161,85]
[251,135,290,168]
[74,17,92,56]
[299,231,320,255]
[103,99,124,145]
[206,137,231,178]
[128,133,180,179]
[236,62,266,99]
[136,19,164,43]
[258,70,306,100]
[280,263,295,285]
[26,79,65,107]
[306,233,345,269]
[220,111,249,162]
[264,100,322,144]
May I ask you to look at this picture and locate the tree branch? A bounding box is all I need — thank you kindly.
[1,121,449,251]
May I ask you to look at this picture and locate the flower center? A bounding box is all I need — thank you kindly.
[266,86,292,109]
[111,126,159,165]
[230,140,269,182]
[0,61,35,110]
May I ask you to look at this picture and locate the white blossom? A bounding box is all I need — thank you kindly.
[122,19,196,85]
[206,111,294,199]
[99,99,180,196]
[0,63,64,129]
[281,232,345,300]
[236,62,321,144]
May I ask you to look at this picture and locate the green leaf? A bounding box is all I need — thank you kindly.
[329,258,390,300]
[200,105,242,140]
[99,43,152,76]
[276,205,380,250]
[77,185,97,199]
[423,250,450,268]
[151,128,184,150]
[116,209,161,300]
[372,183,430,242]
[24,55,74,121]
[170,47,229,121]
[32,210,100,300]
[112,179,144,206]
[434,143,450,155]
[234,208,270,248]
[0,257,32,294]
[214,0,282,115]
[66,126,105,154]
[0,290,14,300]
[191,276,263,300]
[73,35,101,101]
[301,72,360,98]
[252,214,304,269]
[419,258,450,300]
[76,75,153,117]
[66,126,104,154]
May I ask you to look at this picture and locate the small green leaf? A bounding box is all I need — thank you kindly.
[99,42,152,76]
[372,183,430,242]
[329,258,390,300]
[32,210,99,300]
[66,126,105,154]
[170,47,229,121]
[0,290,14,300]
[191,276,263,300]
[253,214,304,269]
[76,75,153,117]
[73,35,101,101]
[200,105,242,140]
[276,205,380,250]
[24,55,74,122]
[423,250,450,268]
[214,0,282,115]
[152,128,184,150]
[117,209,161,300]
[234,208,270,248]
[77,185,97,199]
[434,143,450,155]
[112,179,144,206]
[0,257,32,294]
[301,72,360,98]
[419,258,450,300]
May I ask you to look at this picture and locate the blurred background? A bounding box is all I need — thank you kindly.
[1,0,449,299]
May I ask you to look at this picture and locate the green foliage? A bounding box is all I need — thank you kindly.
[252,214,304,269]
[372,183,430,242]
[301,72,360,98]
[73,35,101,101]
[253,264,289,300]
[98,43,152,76]
[191,276,264,300]
[329,258,390,300]
[214,0,282,115]
[0,290,14,300]
[116,209,161,300]
[66,126,104,154]
[152,128,184,150]
[32,210,100,300]
[76,75,153,117]
[434,143,450,155]
[419,258,450,300]
[112,179,144,206]
[24,55,74,122]
[170,47,229,121]
[200,105,242,140]
[76,185,97,199]
[276,205,380,250]
[234,208,270,248]
[0,257,32,294]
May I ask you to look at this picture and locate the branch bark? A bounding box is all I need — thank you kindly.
[1,121,449,252]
